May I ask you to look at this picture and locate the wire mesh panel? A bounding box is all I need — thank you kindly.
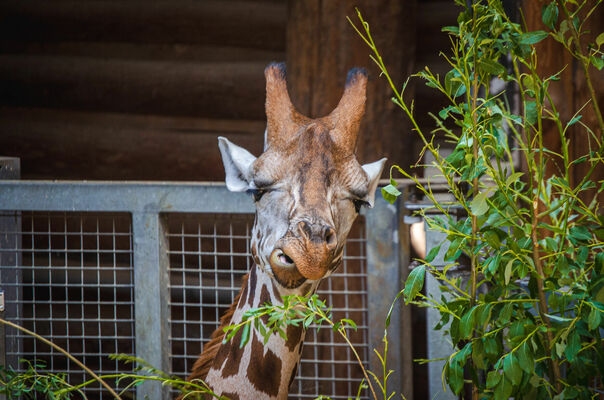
[0,212,136,399]
[167,213,369,400]
[294,220,368,399]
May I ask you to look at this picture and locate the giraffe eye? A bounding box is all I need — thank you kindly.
[352,199,368,213]
[248,188,266,202]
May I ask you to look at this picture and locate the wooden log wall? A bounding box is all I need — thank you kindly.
[0,0,458,182]
[0,0,285,180]
[523,0,603,202]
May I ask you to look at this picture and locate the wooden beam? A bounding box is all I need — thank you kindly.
[0,55,266,119]
[0,0,286,51]
[0,41,285,63]
[0,107,265,181]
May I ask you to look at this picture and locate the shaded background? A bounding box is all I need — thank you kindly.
[0,0,461,182]
[0,0,601,184]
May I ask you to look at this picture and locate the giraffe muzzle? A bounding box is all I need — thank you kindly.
[269,221,338,284]
[269,247,307,288]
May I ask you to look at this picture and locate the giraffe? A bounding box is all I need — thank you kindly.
[185,63,386,400]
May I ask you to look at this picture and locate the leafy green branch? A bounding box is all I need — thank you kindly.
[351,0,603,398]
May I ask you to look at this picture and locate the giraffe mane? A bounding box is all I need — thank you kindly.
[185,273,249,385]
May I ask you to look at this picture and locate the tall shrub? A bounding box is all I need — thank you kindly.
[352,0,604,398]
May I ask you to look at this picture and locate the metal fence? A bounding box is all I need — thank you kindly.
[0,175,409,399]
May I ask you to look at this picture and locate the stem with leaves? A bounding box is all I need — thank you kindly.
[0,318,122,400]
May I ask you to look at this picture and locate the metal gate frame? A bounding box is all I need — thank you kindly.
[0,176,410,399]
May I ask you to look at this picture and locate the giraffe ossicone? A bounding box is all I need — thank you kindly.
[186,62,386,400]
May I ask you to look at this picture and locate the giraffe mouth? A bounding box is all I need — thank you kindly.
[269,248,309,288]
[270,249,296,268]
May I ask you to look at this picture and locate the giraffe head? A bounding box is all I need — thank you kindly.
[219,63,385,290]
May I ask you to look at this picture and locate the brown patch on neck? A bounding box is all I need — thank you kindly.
[247,266,258,306]
[247,333,282,397]
[259,284,272,325]
[285,324,303,352]
[186,273,249,384]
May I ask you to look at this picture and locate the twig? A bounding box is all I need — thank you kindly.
[0,318,123,400]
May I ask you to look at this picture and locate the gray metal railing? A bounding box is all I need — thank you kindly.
[0,174,411,399]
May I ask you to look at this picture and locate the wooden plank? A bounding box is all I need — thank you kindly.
[0,107,266,181]
[0,41,284,63]
[0,55,267,119]
[0,0,286,51]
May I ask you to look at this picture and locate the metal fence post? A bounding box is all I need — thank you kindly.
[424,213,458,400]
[0,157,21,385]
[132,212,170,400]
[365,189,411,398]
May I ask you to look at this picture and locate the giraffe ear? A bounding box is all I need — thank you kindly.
[218,136,257,192]
[361,158,387,207]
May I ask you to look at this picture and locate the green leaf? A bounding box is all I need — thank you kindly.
[484,230,501,249]
[569,225,591,242]
[240,322,250,348]
[546,313,573,323]
[567,115,582,126]
[519,31,549,45]
[381,184,401,204]
[478,59,506,76]
[494,377,513,400]
[500,303,513,324]
[564,330,580,362]
[425,244,441,263]
[597,286,604,304]
[460,306,477,339]
[471,191,490,216]
[503,353,522,385]
[596,32,604,47]
[445,69,466,98]
[555,342,565,358]
[541,2,558,29]
[588,306,601,330]
[403,264,425,304]
[486,370,502,388]
[590,55,604,71]
[472,339,486,369]
[442,25,459,34]
[596,252,604,274]
[524,101,538,125]
[476,304,493,330]
[506,172,523,186]
[448,360,464,395]
[439,105,458,120]
[562,387,579,399]
[504,259,514,285]
[517,342,534,374]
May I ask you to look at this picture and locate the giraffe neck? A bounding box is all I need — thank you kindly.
[203,264,318,400]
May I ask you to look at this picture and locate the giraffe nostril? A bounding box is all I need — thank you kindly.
[324,227,337,249]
